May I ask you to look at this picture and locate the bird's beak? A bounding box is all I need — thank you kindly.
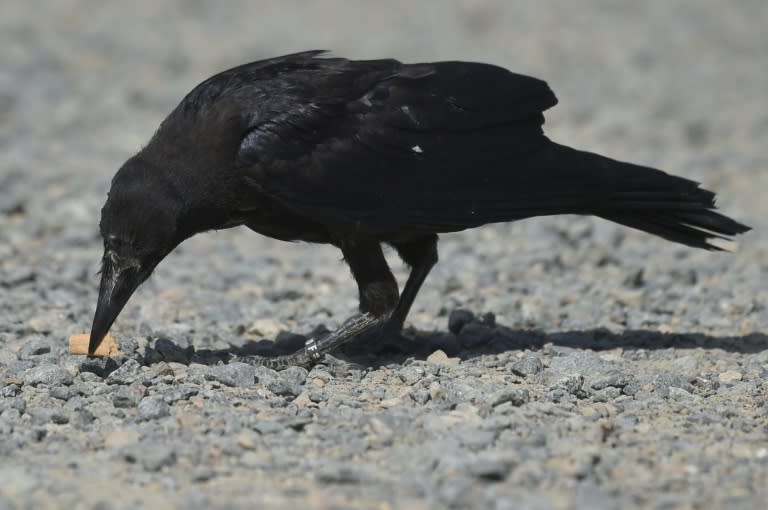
[89,252,142,354]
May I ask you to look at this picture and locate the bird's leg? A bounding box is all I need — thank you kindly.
[234,240,398,369]
[299,239,399,360]
[341,238,400,318]
[236,238,437,368]
[375,234,438,351]
[306,239,400,357]
[387,234,439,334]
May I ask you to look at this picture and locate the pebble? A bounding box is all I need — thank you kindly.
[131,443,178,472]
[253,365,304,397]
[206,363,255,387]
[448,309,476,334]
[49,386,72,400]
[426,350,460,366]
[137,395,171,421]
[509,355,544,377]
[105,359,145,385]
[247,318,285,338]
[314,461,363,484]
[112,384,148,408]
[466,457,510,481]
[22,364,73,387]
[717,370,742,384]
[252,420,285,435]
[428,381,446,401]
[457,429,497,451]
[490,388,530,407]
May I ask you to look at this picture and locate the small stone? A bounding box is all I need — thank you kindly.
[718,370,742,384]
[315,461,362,484]
[207,363,256,387]
[307,368,332,383]
[1,384,19,397]
[307,388,325,403]
[399,366,426,385]
[379,398,401,409]
[491,388,530,407]
[23,364,73,387]
[458,429,497,451]
[49,386,72,401]
[164,385,199,404]
[247,318,284,338]
[410,388,430,405]
[426,350,459,365]
[106,359,145,385]
[112,385,148,408]
[552,374,585,397]
[591,387,622,402]
[292,391,312,408]
[254,366,301,397]
[191,466,216,482]
[27,408,69,425]
[280,366,309,387]
[19,338,54,358]
[428,381,446,400]
[235,431,260,450]
[139,445,177,472]
[149,362,174,378]
[509,355,543,377]
[8,398,25,414]
[448,309,475,334]
[137,395,170,421]
[668,386,699,401]
[588,370,629,390]
[467,457,510,481]
[253,420,285,435]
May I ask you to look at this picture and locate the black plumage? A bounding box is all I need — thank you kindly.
[89,51,750,360]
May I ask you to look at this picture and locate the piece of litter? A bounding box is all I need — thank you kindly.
[69,333,120,357]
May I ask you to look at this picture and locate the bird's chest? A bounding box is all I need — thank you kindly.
[241,207,333,244]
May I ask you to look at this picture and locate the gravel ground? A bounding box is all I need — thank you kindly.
[1,2,767,509]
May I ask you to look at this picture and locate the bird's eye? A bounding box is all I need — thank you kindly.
[106,234,130,251]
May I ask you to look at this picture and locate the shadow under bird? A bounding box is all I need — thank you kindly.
[89,51,750,367]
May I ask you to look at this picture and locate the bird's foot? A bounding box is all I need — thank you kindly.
[232,312,383,370]
[312,312,382,354]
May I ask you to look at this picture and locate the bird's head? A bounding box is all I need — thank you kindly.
[89,157,183,354]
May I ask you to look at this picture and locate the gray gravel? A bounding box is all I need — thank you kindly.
[1,1,767,509]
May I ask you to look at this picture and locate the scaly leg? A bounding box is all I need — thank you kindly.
[346,234,438,356]
[235,238,399,369]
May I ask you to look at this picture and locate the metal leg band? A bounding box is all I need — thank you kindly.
[304,337,321,362]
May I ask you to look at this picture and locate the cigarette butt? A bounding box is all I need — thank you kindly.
[69,333,120,357]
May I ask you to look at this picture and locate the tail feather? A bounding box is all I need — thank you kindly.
[601,210,748,251]
[528,144,750,250]
[581,159,751,250]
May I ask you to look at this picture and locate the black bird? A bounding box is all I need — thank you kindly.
[89,51,750,364]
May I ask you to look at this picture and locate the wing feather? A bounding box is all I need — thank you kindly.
[215,54,562,234]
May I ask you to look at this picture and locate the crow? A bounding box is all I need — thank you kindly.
[89,50,750,365]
